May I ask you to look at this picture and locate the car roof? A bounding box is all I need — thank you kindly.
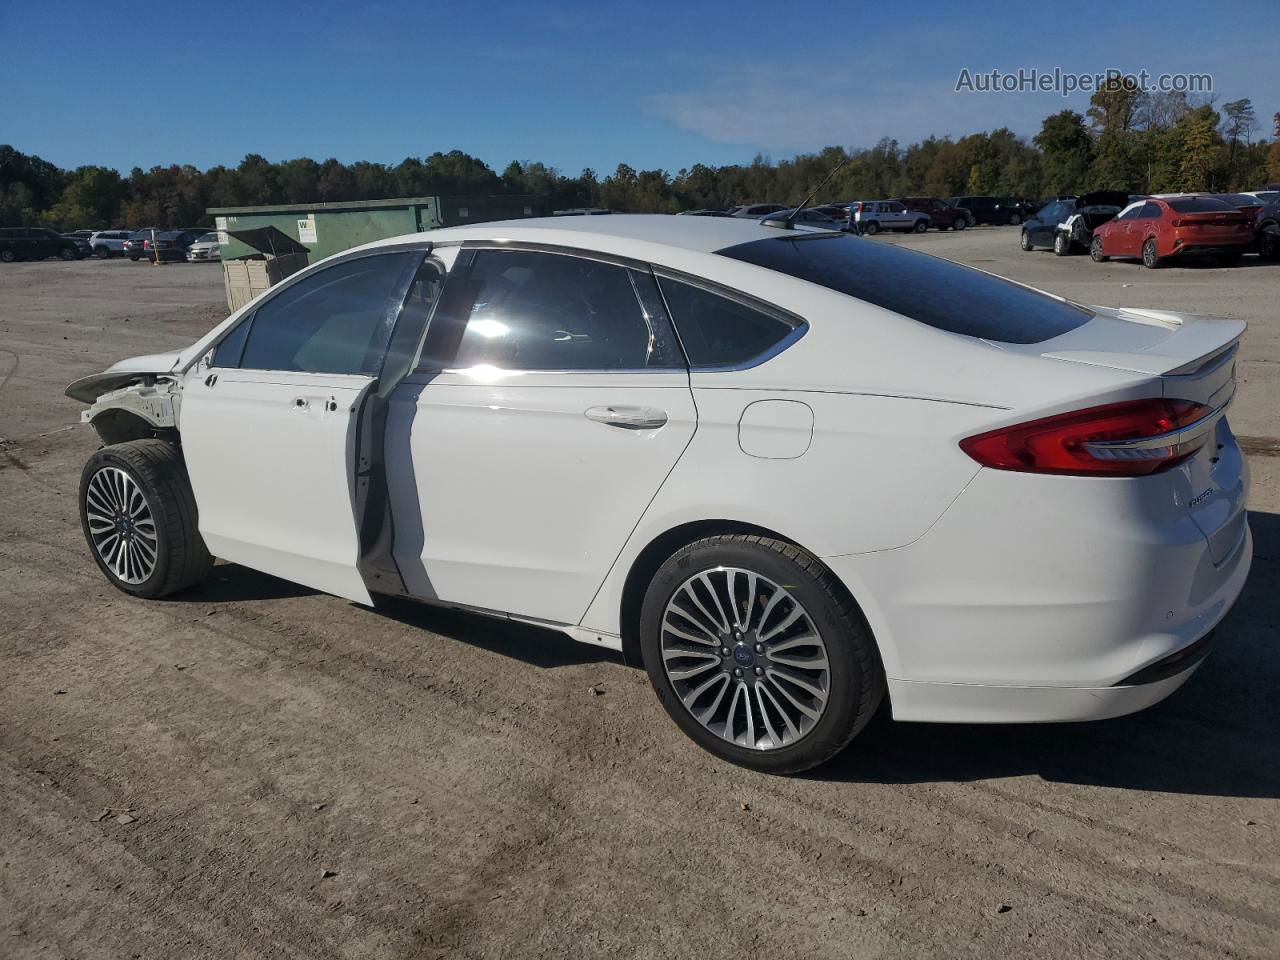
[360,214,832,260]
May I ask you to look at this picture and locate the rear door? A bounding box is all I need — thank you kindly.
[385,244,697,625]
[180,248,426,603]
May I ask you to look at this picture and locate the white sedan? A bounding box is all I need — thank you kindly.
[67,215,1251,773]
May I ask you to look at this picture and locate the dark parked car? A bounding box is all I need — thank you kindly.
[1254,196,1280,260]
[948,196,1032,225]
[1020,192,1132,255]
[896,197,970,231]
[0,227,87,262]
[145,230,201,262]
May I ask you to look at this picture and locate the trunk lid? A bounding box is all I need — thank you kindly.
[1038,306,1247,563]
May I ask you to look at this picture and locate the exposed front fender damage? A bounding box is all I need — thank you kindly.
[78,379,180,445]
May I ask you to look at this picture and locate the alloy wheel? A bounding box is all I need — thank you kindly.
[660,567,830,751]
[84,466,158,584]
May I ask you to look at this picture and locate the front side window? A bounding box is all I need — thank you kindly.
[449,249,676,371]
[657,276,799,368]
[233,251,421,375]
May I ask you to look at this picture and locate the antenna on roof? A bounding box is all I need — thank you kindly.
[763,153,853,230]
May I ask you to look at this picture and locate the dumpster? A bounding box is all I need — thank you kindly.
[221,226,310,311]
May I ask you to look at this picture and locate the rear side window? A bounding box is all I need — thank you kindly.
[717,232,1091,345]
[658,276,800,368]
[1168,197,1234,213]
[236,251,421,374]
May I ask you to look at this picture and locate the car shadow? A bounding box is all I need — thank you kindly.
[172,562,620,669]
[809,509,1280,800]
[373,595,623,669]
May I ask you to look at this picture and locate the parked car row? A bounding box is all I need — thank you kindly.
[1021,191,1279,267]
[0,226,223,264]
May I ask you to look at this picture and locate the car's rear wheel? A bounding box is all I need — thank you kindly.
[1053,232,1071,256]
[1142,238,1162,269]
[913,219,927,233]
[59,248,77,261]
[1009,212,1022,226]
[640,534,885,774]
[862,221,880,235]
[94,246,111,259]
[1260,227,1280,260]
[1090,236,1109,262]
[0,249,14,263]
[952,216,967,231]
[79,440,213,599]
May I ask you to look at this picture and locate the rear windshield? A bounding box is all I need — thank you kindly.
[717,232,1092,344]
[1168,197,1234,213]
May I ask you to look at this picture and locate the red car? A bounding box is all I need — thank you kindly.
[1090,196,1254,268]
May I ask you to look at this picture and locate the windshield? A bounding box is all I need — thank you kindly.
[716,232,1092,344]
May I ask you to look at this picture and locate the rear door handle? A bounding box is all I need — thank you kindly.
[584,405,668,430]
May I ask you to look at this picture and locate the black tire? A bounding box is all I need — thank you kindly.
[1090,236,1108,262]
[78,439,213,599]
[952,216,967,231]
[1142,238,1162,269]
[129,254,140,261]
[1020,230,1033,251]
[1009,212,1022,226]
[640,534,885,775]
[1259,226,1280,261]
[1053,232,1071,257]
[912,219,928,233]
[862,220,880,235]
[93,245,111,259]
[59,247,78,261]
[0,249,14,263]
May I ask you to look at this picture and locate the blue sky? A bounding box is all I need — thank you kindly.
[3,0,1276,175]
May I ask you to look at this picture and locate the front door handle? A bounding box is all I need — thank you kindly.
[584,405,668,430]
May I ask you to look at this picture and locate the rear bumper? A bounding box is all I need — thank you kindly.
[824,466,1252,724]
[1171,242,1251,257]
[885,658,1207,724]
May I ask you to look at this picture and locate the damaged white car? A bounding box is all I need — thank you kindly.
[69,215,1250,773]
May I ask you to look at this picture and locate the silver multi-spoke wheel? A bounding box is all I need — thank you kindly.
[660,567,830,751]
[84,466,158,585]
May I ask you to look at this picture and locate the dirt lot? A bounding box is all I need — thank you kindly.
[2,240,1277,960]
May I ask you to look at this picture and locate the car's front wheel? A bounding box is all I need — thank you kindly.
[1020,230,1033,251]
[1009,212,1022,226]
[913,219,928,233]
[79,439,213,599]
[640,534,885,774]
[59,248,78,261]
[952,216,967,231]
[1090,236,1109,262]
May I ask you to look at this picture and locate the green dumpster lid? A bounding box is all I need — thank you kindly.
[226,226,310,257]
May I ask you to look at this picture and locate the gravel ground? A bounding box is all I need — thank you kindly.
[1,239,1277,960]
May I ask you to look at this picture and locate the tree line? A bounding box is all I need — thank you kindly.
[3,87,1277,231]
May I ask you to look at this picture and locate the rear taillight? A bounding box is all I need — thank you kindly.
[960,398,1212,476]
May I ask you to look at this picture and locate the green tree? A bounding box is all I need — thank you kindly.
[1034,110,1093,193]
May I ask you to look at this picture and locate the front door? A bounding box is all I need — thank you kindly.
[179,248,426,603]
[385,245,697,626]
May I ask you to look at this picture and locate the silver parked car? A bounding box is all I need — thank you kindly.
[850,201,929,235]
[88,230,132,259]
[186,232,222,262]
